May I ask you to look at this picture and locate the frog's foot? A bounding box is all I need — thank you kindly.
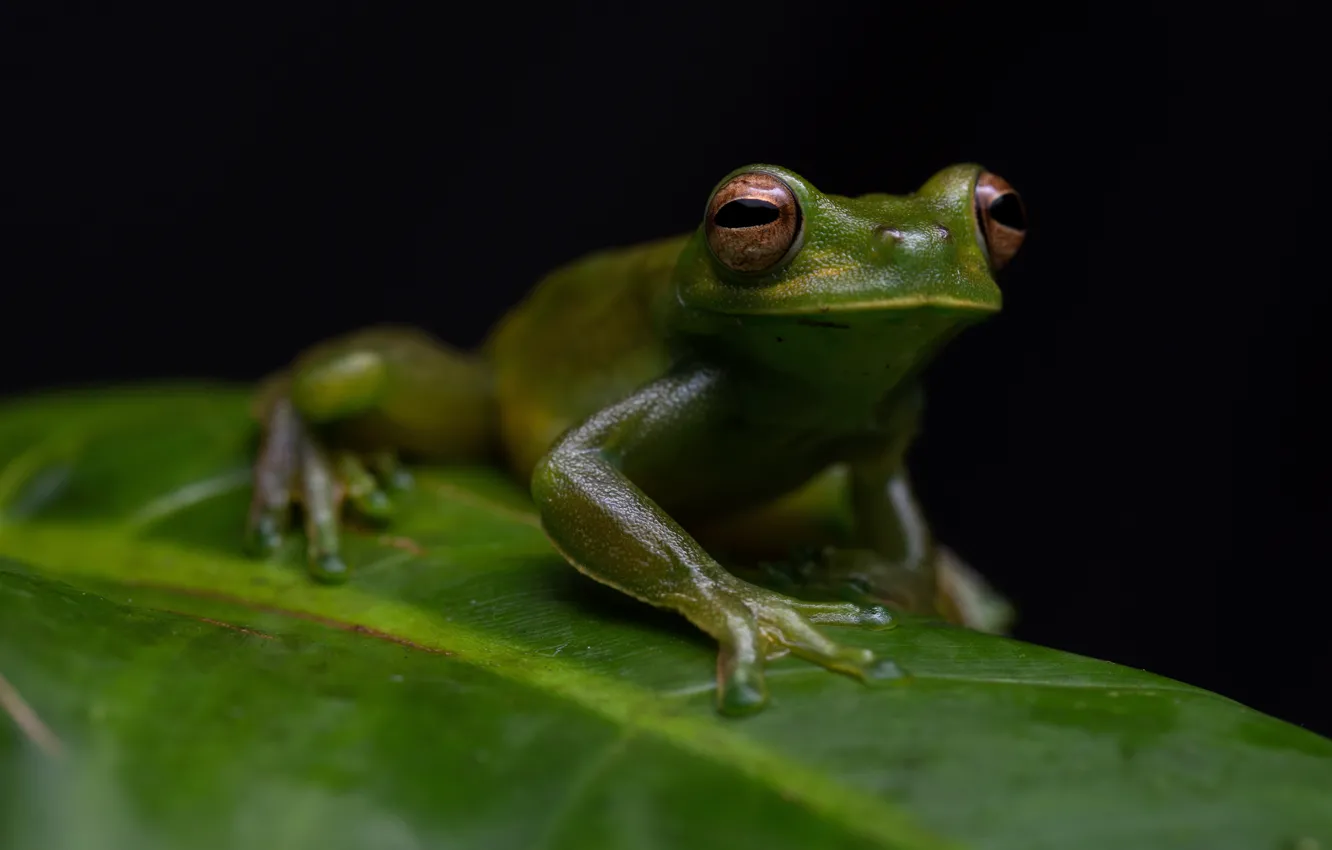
[743,547,927,608]
[244,396,410,584]
[933,546,1015,635]
[704,584,904,716]
[748,546,1013,634]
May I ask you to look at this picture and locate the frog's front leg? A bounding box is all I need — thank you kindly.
[721,385,939,612]
[819,387,1012,633]
[530,372,899,716]
[838,386,1012,631]
[696,388,1012,634]
[247,326,495,582]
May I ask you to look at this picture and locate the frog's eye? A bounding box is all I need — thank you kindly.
[974,172,1027,270]
[705,171,804,274]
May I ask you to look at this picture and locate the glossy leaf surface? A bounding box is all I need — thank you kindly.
[1,386,1329,850]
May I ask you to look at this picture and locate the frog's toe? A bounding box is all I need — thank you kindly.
[369,450,414,493]
[718,665,768,716]
[714,616,771,716]
[717,654,769,717]
[334,451,395,523]
[246,397,301,556]
[736,550,915,613]
[934,546,1015,635]
[295,427,350,584]
[309,552,351,584]
[790,597,897,631]
[865,656,909,682]
[750,594,904,684]
[778,547,940,615]
[247,394,358,583]
[705,587,905,711]
[244,512,287,557]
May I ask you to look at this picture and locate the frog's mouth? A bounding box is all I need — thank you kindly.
[724,293,1001,318]
[713,305,986,399]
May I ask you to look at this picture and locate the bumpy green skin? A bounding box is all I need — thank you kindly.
[250,164,1007,715]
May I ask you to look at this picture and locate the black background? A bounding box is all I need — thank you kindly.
[7,3,1330,735]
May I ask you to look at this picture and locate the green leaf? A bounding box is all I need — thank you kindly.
[0,385,1329,850]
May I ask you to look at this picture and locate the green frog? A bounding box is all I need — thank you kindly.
[245,163,1028,715]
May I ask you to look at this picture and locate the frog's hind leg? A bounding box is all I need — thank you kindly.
[690,466,1015,635]
[246,325,496,582]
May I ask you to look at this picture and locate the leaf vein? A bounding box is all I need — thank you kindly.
[0,670,64,758]
[531,727,638,850]
[127,468,251,527]
[0,528,953,850]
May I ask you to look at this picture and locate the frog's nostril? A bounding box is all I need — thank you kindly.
[875,226,904,243]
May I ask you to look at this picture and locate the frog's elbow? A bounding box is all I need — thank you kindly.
[531,391,656,507]
[529,447,567,507]
[530,438,608,508]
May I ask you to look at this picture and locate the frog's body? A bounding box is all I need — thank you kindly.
[488,235,682,482]
[247,163,1027,715]
[492,235,869,532]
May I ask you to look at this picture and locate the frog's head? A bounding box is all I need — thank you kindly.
[669,163,1026,397]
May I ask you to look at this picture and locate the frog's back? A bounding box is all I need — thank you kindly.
[485,235,686,479]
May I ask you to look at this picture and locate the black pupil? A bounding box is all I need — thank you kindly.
[715,198,781,228]
[989,193,1026,231]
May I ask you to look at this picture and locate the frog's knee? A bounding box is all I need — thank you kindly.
[529,450,556,502]
[290,349,390,424]
[529,444,580,508]
[529,442,611,533]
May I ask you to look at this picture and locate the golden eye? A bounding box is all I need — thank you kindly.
[974,172,1027,270]
[705,171,804,274]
